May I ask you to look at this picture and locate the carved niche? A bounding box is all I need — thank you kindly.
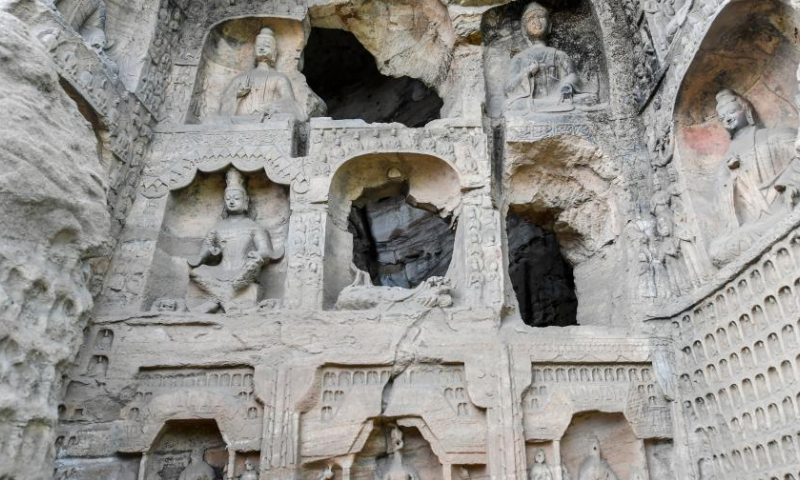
[120,367,263,453]
[141,168,289,313]
[186,17,325,124]
[673,0,800,268]
[482,0,608,118]
[299,364,487,471]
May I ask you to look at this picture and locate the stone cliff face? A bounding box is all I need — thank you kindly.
[0,11,110,480]
[2,0,800,479]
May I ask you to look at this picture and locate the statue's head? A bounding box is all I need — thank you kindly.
[82,26,107,53]
[534,448,546,464]
[589,438,601,458]
[715,89,755,135]
[522,2,550,40]
[255,27,278,66]
[245,460,254,471]
[224,168,249,214]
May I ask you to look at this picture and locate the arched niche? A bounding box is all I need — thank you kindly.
[324,154,461,308]
[504,135,621,326]
[143,419,228,480]
[673,0,800,267]
[142,169,289,311]
[559,412,644,480]
[186,16,324,124]
[481,0,610,118]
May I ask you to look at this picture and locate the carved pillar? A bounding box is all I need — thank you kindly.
[138,453,148,480]
[491,345,528,480]
[284,205,326,310]
[339,454,355,480]
[552,440,562,480]
[227,448,236,480]
[460,189,504,312]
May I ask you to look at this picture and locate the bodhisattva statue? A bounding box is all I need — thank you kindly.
[530,449,554,480]
[187,168,283,313]
[708,89,798,266]
[178,449,215,480]
[219,27,303,122]
[505,2,597,114]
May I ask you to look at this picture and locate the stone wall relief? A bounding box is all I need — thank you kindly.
[52,0,117,71]
[482,0,608,119]
[119,367,263,453]
[636,122,710,304]
[640,0,693,61]
[300,364,487,471]
[187,18,325,125]
[307,120,489,189]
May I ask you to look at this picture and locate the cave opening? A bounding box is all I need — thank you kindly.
[507,209,578,327]
[348,181,454,288]
[302,27,443,127]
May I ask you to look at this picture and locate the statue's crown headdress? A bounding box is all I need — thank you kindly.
[225,168,246,193]
[716,88,755,126]
[523,2,549,20]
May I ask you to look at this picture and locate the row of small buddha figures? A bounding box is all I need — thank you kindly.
[174,430,627,480]
[194,2,595,123]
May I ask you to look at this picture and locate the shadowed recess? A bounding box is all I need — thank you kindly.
[302,28,443,127]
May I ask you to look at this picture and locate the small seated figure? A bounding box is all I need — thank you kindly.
[505,2,597,114]
[178,449,215,480]
[708,89,798,266]
[187,168,283,313]
[239,460,258,480]
[578,439,618,480]
[530,449,570,480]
[529,449,554,480]
[219,27,303,122]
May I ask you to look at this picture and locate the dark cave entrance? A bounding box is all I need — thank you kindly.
[302,28,443,127]
[507,209,578,327]
[348,182,454,288]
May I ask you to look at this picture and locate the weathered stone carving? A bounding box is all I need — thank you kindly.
[577,439,618,480]
[504,2,597,114]
[529,449,569,480]
[384,427,418,480]
[708,89,798,266]
[187,168,283,312]
[335,269,453,310]
[218,27,303,122]
[178,449,215,480]
[240,459,258,480]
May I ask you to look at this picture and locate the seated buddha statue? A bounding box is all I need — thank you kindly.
[218,27,303,122]
[505,2,597,114]
[187,168,283,312]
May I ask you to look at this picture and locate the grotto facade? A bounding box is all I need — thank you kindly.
[2,0,800,479]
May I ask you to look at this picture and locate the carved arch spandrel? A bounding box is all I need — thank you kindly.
[140,132,307,199]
